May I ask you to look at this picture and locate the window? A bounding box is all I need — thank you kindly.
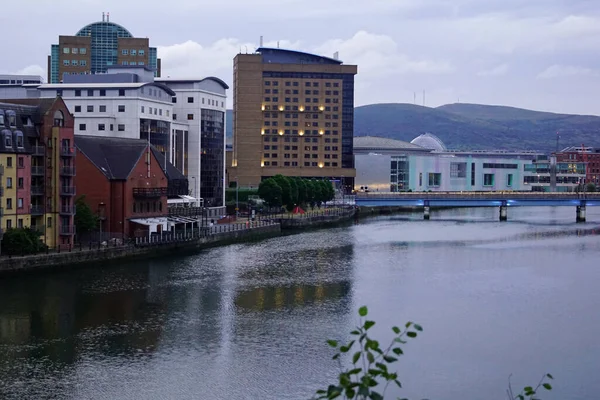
[74,105,81,112]
[119,89,125,96]
[483,163,518,169]
[18,178,23,189]
[80,48,87,54]
[99,105,106,112]
[483,174,495,186]
[110,124,114,131]
[159,109,162,116]
[450,162,467,178]
[187,114,194,120]
[16,134,23,148]
[87,105,94,112]
[17,198,23,209]
[79,123,86,131]
[471,163,476,186]
[71,60,78,65]
[6,157,12,167]
[173,114,177,120]
[87,89,93,96]
[63,47,70,54]
[507,174,514,187]
[122,49,129,55]
[47,217,52,228]
[428,173,441,187]
[98,124,105,131]
[75,90,81,97]
[118,105,125,112]
[5,219,11,229]
[18,157,23,168]
[187,97,194,103]
[80,60,87,66]
[17,219,23,228]
[99,89,106,97]
[122,61,129,66]
[139,49,145,56]
[131,49,137,56]
[6,177,12,188]
[6,198,12,209]
[63,60,69,66]
[141,106,145,113]
[118,124,125,131]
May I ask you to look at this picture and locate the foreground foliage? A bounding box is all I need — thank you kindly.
[314,306,554,400]
[258,175,335,210]
[1,227,46,255]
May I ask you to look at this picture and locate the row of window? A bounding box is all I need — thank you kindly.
[63,47,87,54]
[265,81,340,88]
[265,89,341,96]
[3,131,25,148]
[132,201,162,214]
[121,49,146,56]
[5,196,25,209]
[122,61,145,66]
[263,153,339,159]
[263,122,340,129]
[263,145,340,151]
[0,112,16,127]
[74,89,126,97]
[264,109,339,117]
[173,114,196,121]
[173,97,224,108]
[63,60,87,66]
[264,97,340,104]
[5,218,27,229]
[141,106,170,117]
[74,104,123,113]
[5,176,25,189]
[262,161,339,167]
[79,123,125,132]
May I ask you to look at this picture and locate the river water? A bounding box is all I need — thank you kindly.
[0,207,599,400]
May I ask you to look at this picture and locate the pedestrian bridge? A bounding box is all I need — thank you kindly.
[354,192,600,222]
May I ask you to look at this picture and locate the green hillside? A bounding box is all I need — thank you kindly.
[226,103,600,151]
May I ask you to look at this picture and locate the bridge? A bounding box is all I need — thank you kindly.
[354,192,600,222]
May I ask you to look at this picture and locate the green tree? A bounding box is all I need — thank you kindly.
[75,195,98,235]
[305,180,317,209]
[586,183,596,192]
[258,178,283,208]
[287,177,299,211]
[273,175,292,210]
[296,178,308,206]
[314,306,554,400]
[1,227,46,255]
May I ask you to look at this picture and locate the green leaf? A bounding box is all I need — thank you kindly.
[369,391,384,400]
[394,338,407,344]
[383,355,398,363]
[543,383,552,390]
[339,345,349,353]
[375,362,388,372]
[392,347,404,355]
[345,388,356,398]
[359,306,368,317]
[414,323,423,331]
[406,331,417,338]
[352,351,361,364]
[327,340,338,348]
[364,320,376,330]
[392,326,401,334]
[524,386,533,392]
[395,379,403,388]
[350,330,360,335]
[405,322,412,328]
[358,386,369,396]
[316,389,326,394]
[348,368,362,375]
[332,354,340,360]
[367,352,375,364]
[546,373,554,380]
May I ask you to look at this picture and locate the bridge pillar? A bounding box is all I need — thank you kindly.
[423,206,430,220]
[576,205,586,223]
[499,205,508,221]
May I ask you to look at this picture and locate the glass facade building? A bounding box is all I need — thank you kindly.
[200,109,225,207]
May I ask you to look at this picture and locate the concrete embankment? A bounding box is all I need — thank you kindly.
[272,208,357,230]
[0,224,281,275]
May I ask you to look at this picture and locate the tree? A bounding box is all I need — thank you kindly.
[296,178,308,206]
[586,183,596,192]
[314,306,554,400]
[1,227,46,255]
[273,175,292,209]
[258,178,283,208]
[287,177,299,211]
[75,195,98,236]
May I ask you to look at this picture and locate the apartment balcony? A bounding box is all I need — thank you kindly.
[32,146,45,156]
[0,165,4,176]
[60,147,76,157]
[59,205,76,215]
[60,166,76,176]
[0,207,3,217]
[31,166,45,176]
[30,205,44,215]
[31,186,44,196]
[30,225,45,234]
[60,186,76,196]
[0,186,3,197]
[133,187,168,198]
[60,225,76,236]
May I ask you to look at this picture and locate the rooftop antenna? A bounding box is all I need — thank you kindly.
[413,92,416,105]
[260,35,264,47]
[277,41,280,49]
[333,51,339,60]
[555,131,560,153]
[107,12,110,22]
[102,12,105,22]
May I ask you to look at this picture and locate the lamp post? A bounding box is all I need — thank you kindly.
[235,176,239,218]
[341,175,345,205]
[191,176,197,202]
[98,201,105,241]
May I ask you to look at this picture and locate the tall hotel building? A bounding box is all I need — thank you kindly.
[47,14,160,84]
[231,47,357,189]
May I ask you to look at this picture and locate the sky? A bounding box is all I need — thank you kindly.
[1,0,600,115]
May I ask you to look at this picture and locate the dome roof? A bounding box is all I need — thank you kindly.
[410,133,447,151]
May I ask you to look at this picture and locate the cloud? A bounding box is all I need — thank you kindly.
[0,64,46,80]
[537,64,597,79]
[477,63,509,77]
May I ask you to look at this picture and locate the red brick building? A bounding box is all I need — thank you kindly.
[75,136,176,238]
[555,146,600,186]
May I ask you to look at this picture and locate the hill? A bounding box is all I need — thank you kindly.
[226,103,600,151]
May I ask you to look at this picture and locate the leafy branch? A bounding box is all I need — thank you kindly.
[507,373,554,400]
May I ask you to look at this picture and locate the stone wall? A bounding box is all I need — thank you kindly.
[0,224,281,275]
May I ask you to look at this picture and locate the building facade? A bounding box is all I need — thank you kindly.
[555,146,600,186]
[523,156,587,192]
[0,98,76,248]
[47,15,160,83]
[0,75,43,86]
[354,135,566,192]
[230,47,357,190]
[157,78,228,212]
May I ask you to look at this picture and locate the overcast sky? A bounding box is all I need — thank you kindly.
[2,0,599,115]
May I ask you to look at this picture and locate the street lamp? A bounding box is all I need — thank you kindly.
[98,201,105,240]
[235,176,239,218]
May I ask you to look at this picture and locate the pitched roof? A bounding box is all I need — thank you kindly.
[75,136,149,180]
[150,147,186,180]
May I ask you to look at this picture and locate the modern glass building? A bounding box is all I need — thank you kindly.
[47,15,160,83]
[200,109,225,207]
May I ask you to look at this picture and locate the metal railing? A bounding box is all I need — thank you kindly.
[60,166,76,176]
[60,147,76,157]
[30,205,44,215]
[32,146,45,156]
[60,205,75,215]
[31,166,45,176]
[31,186,44,196]
[355,192,600,200]
[60,225,76,235]
[60,186,76,196]
[133,187,168,197]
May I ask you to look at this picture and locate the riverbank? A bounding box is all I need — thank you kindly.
[0,207,357,275]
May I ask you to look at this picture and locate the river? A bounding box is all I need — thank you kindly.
[0,207,599,400]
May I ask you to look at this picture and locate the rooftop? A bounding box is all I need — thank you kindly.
[353,136,431,152]
[155,76,230,90]
[256,47,344,65]
[411,133,447,152]
[37,82,176,96]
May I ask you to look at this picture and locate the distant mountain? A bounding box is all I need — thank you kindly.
[226,103,600,151]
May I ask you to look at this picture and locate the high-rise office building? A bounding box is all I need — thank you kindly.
[47,13,161,83]
[231,47,357,190]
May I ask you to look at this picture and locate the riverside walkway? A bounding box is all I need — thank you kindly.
[355,192,600,222]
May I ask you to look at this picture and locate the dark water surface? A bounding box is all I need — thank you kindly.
[0,207,599,400]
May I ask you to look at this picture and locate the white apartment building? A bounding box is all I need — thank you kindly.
[157,78,228,210]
